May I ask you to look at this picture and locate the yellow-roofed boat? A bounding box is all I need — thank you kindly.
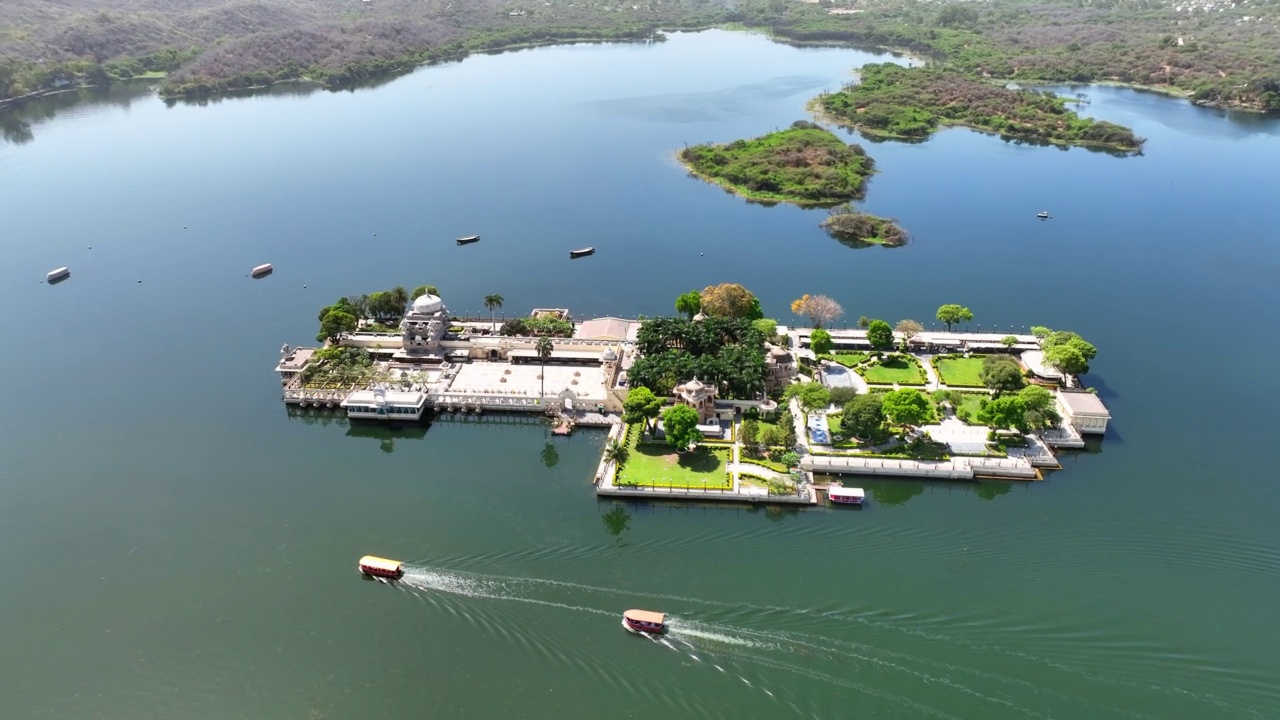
[358,555,404,580]
[622,609,667,634]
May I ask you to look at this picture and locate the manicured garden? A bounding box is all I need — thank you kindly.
[616,434,731,489]
[933,356,988,387]
[818,351,868,368]
[858,355,927,385]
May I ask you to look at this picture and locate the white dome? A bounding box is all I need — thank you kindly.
[412,294,443,314]
[683,377,704,392]
[602,348,618,362]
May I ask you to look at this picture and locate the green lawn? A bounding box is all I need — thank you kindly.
[934,391,988,424]
[934,356,988,387]
[859,356,927,385]
[618,444,731,489]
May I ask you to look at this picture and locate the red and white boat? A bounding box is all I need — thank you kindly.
[622,609,667,635]
[358,555,404,580]
[827,486,865,506]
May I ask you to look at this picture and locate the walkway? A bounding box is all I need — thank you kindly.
[804,454,1037,480]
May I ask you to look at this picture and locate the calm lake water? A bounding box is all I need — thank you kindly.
[2,29,1279,719]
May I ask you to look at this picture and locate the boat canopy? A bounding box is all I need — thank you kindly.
[827,487,865,499]
[624,609,666,625]
[359,555,403,572]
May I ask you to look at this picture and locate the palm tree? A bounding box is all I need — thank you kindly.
[535,336,554,400]
[484,294,504,333]
[603,438,629,467]
[389,286,410,318]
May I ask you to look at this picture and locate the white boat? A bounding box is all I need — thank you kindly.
[251,263,274,278]
[1036,211,1051,219]
[827,486,865,506]
[46,267,70,283]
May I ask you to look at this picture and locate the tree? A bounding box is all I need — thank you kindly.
[936,304,974,331]
[700,283,759,319]
[622,387,663,433]
[866,319,894,351]
[1018,385,1061,431]
[980,354,1025,395]
[780,451,801,469]
[791,294,844,328]
[752,318,778,339]
[1044,344,1088,375]
[895,319,923,349]
[978,395,1028,432]
[484,294,504,333]
[411,285,439,301]
[389,286,409,316]
[603,438,630,466]
[1001,335,1018,348]
[662,404,701,450]
[675,290,702,319]
[778,408,798,449]
[317,309,357,342]
[1030,325,1052,338]
[535,336,554,399]
[741,418,760,456]
[828,386,859,406]
[857,316,870,329]
[810,328,833,355]
[785,381,830,420]
[758,423,783,448]
[882,388,931,430]
[1042,331,1097,368]
[841,393,885,439]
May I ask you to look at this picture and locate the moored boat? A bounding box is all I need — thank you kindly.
[456,235,480,245]
[251,263,274,278]
[1036,211,1051,219]
[827,486,865,506]
[358,555,404,580]
[622,609,667,634]
[569,247,595,258]
[46,267,70,283]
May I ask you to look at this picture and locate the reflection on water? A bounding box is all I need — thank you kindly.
[600,502,631,539]
[0,81,156,145]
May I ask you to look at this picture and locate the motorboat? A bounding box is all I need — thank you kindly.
[569,247,595,258]
[46,267,70,283]
[358,555,404,580]
[456,235,480,245]
[1036,211,1051,219]
[251,263,274,278]
[622,609,667,634]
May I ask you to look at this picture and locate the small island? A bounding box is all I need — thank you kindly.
[678,121,876,206]
[820,206,908,248]
[814,64,1145,153]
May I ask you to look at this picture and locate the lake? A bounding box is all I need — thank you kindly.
[1,29,1278,719]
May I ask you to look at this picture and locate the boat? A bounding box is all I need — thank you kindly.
[827,486,865,506]
[357,555,404,580]
[46,267,70,283]
[1036,211,1051,219]
[622,609,667,634]
[456,235,480,245]
[569,247,595,259]
[251,263,274,278]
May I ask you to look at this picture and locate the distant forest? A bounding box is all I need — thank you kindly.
[1,0,1277,110]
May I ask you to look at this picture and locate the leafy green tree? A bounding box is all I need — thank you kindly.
[980,355,1025,395]
[752,318,778,342]
[1043,331,1097,369]
[936,304,974,331]
[1001,335,1018,348]
[857,316,870,329]
[1018,385,1061,431]
[841,393,885,439]
[810,328,833,355]
[882,388,931,430]
[779,408,798,449]
[1044,344,1088,375]
[675,290,702,319]
[741,418,760,456]
[785,382,830,420]
[662,404,702,450]
[828,386,859,406]
[535,336,554,399]
[978,395,1028,432]
[389,286,409,316]
[780,451,801,469]
[758,423,783,448]
[866,319,894,351]
[603,438,630,466]
[411,285,439,301]
[484,294,504,333]
[317,309,357,342]
[1030,325,1052,338]
[622,387,663,434]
